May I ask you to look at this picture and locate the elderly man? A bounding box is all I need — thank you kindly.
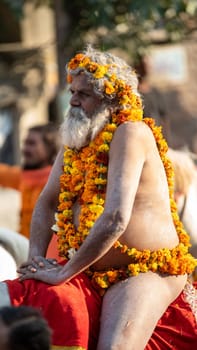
[0,46,196,350]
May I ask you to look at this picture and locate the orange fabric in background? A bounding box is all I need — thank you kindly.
[0,164,52,238]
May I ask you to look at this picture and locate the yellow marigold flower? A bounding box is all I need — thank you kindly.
[105,123,117,132]
[141,249,151,262]
[63,209,73,218]
[130,109,143,121]
[119,94,130,105]
[127,248,137,257]
[128,263,140,276]
[94,65,108,79]
[150,262,158,272]
[74,183,83,191]
[85,220,94,228]
[104,80,115,94]
[139,263,149,273]
[110,73,117,81]
[79,56,90,68]
[89,204,104,215]
[63,165,72,174]
[94,276,109,289]
[101,131,113,142]
[116,79,125,90]
[70,168,80,176]
[97,166,107,174]
[95,178,107,185]
[98,144,109,153]
[92,195,105,205]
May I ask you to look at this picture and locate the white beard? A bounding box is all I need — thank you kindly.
[60,104,110,149]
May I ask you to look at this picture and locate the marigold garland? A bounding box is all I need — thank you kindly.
[52,53,197,294]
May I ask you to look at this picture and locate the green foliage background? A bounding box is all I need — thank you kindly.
[2,0,197,62]
[63,0,197,62]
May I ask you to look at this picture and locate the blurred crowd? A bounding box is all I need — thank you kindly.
[0,122,60,280]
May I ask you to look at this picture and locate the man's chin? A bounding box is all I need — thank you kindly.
[61,104,110,149]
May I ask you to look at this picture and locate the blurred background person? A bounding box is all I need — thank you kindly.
[168,147,197,279]
[0,305,51,350]
[134,56,172,146]
[0,123,60,239]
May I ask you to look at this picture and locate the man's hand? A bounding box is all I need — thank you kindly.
[17,256,65,285]
[19,256,58,272]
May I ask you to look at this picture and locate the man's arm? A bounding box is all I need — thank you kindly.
[27,147,64,260]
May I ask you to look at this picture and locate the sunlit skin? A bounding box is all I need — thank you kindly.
[18,74,187,350]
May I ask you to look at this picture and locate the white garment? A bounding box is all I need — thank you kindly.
[0,246,17,281]
[0,227,29,268]
[0,282,11,306]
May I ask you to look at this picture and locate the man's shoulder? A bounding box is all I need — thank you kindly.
[115,121,151,140]
[110,121,153,155]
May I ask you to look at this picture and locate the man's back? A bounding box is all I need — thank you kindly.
[91,121,178,270]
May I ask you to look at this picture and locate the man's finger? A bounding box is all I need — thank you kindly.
[18,272,36,282]
[47,258,58,265]
[19,260,33,268]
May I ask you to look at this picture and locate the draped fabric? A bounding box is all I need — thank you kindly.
[6,271,101,350]
[5,267,197,349]
[146,281,197,349]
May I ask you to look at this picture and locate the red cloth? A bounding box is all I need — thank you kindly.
[6,272,101,349]
[146,281,197,349]
[5,276,197,349]
[45,236,197,348]
[46,233,63,262]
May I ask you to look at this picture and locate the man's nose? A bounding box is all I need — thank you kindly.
[70,93,80,107]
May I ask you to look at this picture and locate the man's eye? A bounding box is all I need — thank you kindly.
[79,91,90,97]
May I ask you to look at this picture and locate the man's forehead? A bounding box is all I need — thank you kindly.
[70,74,92,91]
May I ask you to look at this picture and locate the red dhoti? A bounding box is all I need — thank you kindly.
[146,281,197,349]
[5,276,197,349]
[6,272,101,350]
